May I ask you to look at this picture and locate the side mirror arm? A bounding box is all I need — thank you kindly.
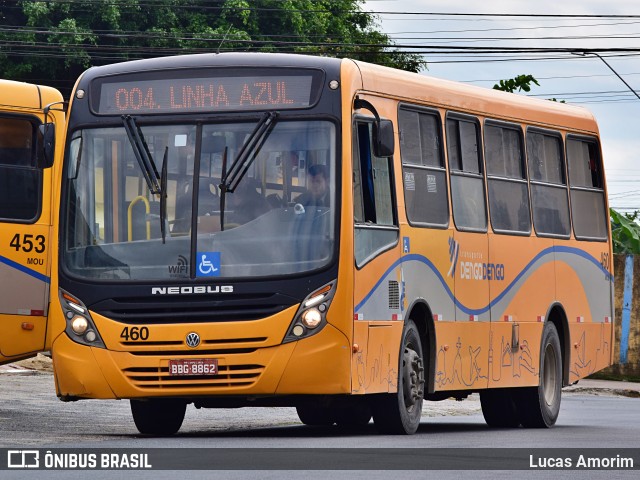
[353,97,395,157]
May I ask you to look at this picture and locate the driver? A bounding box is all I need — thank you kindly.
[295,164,329,207]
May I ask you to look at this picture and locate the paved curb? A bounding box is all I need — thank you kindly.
[564,379,640,398]
[0,364,39,375]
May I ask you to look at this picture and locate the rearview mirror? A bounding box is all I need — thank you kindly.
[354,98,395,158]
[37,123,55,168]
[373,119,395,157]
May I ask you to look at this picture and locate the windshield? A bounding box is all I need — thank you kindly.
[63,120,336,280]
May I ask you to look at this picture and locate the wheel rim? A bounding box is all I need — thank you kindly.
[402,346,424,411]
[542,343,558,406]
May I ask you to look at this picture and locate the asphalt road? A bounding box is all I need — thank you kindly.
[1,371,638,479]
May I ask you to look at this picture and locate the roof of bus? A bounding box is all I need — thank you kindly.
[350,59,599,134]
[79,52,343,78]
[0,79,62,111]
[76,52,598,134]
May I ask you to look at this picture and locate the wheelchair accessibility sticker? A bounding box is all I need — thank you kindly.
[196,252,221,277]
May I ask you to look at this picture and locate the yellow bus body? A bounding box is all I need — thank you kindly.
[0,54,614,433]
[49,60,612,397]
[346,61,613,395]
[0,79,64,365]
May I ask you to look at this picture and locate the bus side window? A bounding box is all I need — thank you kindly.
[0,116,41,222]
[353,121,398,267]
[446,114,487,231]
[398,106,448,227]
[485,121,531,234]
[527,129,570,237]
[567,136,607,240]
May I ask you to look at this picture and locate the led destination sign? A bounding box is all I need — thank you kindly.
[96,73,317,114]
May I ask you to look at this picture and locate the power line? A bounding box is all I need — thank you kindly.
[373,12,640,19]
[609,190,640,199]
[578,51,640,101]
[7,3,637,18]
[528,90,635,97]
[462,72,640,83]
[387,20,640,36]
[8,25,640,43]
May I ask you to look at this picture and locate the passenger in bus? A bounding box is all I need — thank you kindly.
[295,164,329,207]
[287,151,300,179]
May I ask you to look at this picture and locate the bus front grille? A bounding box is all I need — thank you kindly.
[119,336,269,353]
[90,293,298,324]
[123,364,264,390]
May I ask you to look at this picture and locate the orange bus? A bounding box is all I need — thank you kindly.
[0,53,613,435]
[0,79,62,367]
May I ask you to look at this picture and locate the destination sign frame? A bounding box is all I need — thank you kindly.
[91,68,324,115]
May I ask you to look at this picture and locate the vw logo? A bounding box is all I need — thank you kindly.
[185,332,201,348]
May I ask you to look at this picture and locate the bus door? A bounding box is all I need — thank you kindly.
[0,109,56,364]
[352,112,402,394]
[445,114,490,390]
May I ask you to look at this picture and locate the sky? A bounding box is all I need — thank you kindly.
[363,0,640,213]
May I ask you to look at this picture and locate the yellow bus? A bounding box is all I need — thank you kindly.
[0,79,63,365]
[0,54,614,435]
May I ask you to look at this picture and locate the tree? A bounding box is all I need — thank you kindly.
[493,74,540,93]
[611,208,640,254]
[494,73,565,102]
[0,0,425,96]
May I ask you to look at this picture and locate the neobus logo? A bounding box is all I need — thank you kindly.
[151,285,234,295]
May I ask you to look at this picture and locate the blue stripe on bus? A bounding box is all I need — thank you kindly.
[0,255,50,284]
[355,246,609,316]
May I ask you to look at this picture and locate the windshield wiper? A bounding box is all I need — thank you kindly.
[122,115,161,195]
[122,115,168,242]
[219,111,278,231]
[159,146,168,244]
[219,146,229,232]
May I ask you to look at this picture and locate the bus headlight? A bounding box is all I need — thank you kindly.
[59,289,106,349]
[71,316,88,334]
[301,308,322,329]
[283,281,336,343]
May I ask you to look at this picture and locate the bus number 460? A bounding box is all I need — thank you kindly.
[120,326,149,342]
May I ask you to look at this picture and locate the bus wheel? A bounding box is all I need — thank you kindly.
[480,389,520,427]
[516,322,562,428]
[296,405,335,426]
[371,320,425,434]
[130,399,186,435]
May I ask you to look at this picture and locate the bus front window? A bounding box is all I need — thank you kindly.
[63,120,336,280]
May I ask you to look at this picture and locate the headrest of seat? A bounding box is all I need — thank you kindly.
[201,135,226,154]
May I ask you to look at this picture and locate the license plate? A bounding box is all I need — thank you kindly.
[168,359,218,376]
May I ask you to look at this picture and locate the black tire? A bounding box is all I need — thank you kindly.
[480,388,520,427]
[516,322,563,428]
[371,320,425,434]
[130,398,186,435]
[296,404,335,426]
